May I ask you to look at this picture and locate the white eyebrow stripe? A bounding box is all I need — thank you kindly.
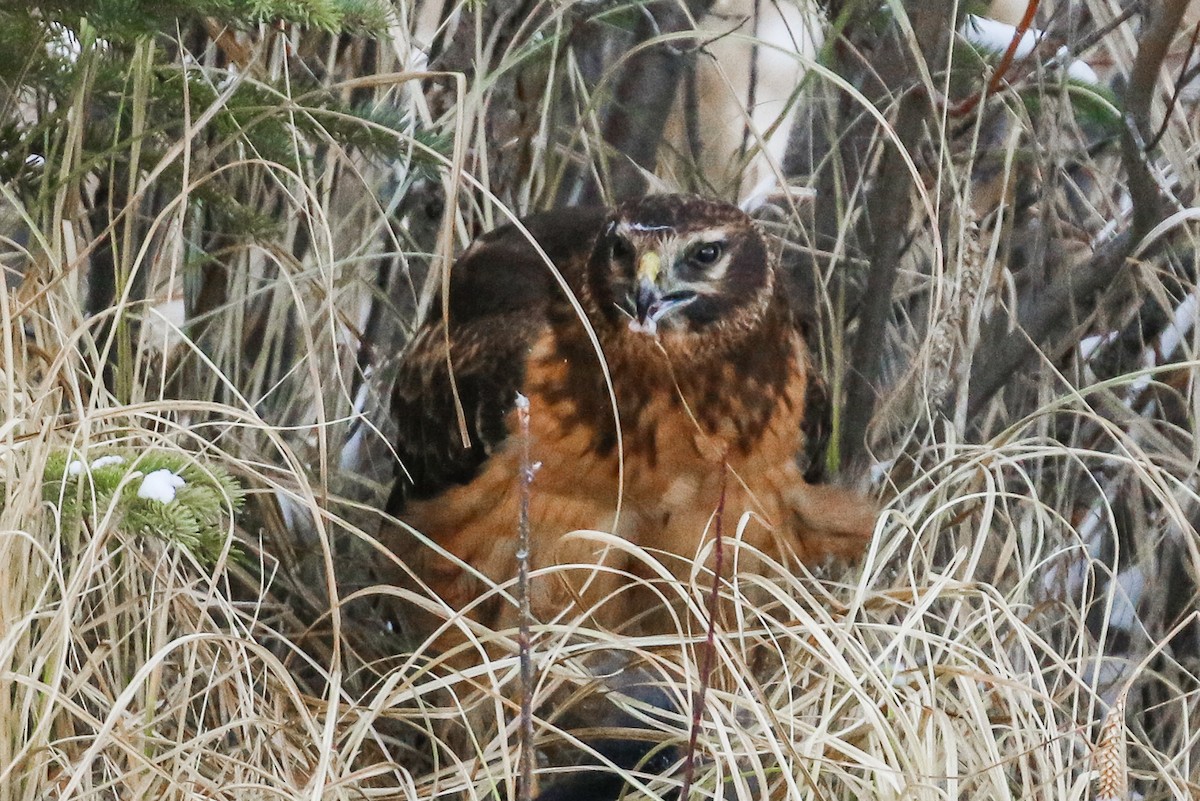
[671,278,724,293]
[623,222,674,232]
[690,228,729,243]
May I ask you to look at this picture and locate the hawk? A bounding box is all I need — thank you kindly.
[383,193,874,652]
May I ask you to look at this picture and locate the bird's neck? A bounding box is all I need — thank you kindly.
[543,293,802,458]
[604,310,802,453]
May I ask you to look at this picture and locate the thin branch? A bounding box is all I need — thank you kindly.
[948,0,1041,117]
[986,0,1040,96]
[739,0,762,163]
[1121,1,1188,239]
[677,458,727,801]
[966,0,1192,415]
[1146,18,1200,152]
[516,391,536,801]
[838,0,957,473]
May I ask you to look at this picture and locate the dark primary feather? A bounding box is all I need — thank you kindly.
[387,207,607,514]
[531,739,679,801]
[531,658,681,801]
[800,367,832,482]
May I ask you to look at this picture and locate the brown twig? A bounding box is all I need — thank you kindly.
[678,458,728,801]
[739,0,762,163]
[1146,18,1200,152]
[516,392,536,801]
[948,0,1042,117]
[986,0,1041,96]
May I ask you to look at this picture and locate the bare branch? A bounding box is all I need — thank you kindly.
[1147,18,1200,152]
[516,392,536,801]
[1121,1,1188,239]
[837,0,957,473]
[966,229,1136,414]
[966,0,1192,415]
[568,0,716,204]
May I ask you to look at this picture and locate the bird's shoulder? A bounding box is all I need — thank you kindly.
[438,206,608,327]
[387,206,608,512]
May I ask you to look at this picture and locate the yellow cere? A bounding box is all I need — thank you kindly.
[637,251,661,283]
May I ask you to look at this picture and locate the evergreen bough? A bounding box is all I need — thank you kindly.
[0,0,392,40]
[25,448,245,565]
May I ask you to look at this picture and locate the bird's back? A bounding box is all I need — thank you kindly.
[386,206,607,512]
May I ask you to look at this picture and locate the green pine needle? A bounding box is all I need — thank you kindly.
[30,448,245,566]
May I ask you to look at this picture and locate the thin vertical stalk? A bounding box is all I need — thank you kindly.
[678,459,727,800]
[516,392,536,801]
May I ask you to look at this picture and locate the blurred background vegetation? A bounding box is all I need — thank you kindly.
[1,0,1198,798]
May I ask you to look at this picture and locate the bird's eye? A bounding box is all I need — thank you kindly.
[610,236,635,261]
[691,241,723,266]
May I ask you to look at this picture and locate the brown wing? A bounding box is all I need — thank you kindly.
[799,362,832,483]
[386,206,607,515]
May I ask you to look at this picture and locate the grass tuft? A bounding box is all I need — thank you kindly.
[1,2,1198,799]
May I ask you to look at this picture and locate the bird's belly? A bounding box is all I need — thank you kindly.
[396,355,818,636]
[400,405,638,632]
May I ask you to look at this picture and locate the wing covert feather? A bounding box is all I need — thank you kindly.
[387,207,607,513]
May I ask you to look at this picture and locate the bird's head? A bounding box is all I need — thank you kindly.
[588,194,773,341]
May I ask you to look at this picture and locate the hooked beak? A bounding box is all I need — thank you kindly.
[630,278,696,336]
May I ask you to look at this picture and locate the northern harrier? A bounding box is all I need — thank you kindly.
[383,193,875,652]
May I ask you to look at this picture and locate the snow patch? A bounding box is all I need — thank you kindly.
[141,298,187,354]
[138,470,186,504]
[1157,292,1198,361]
[46,23,81,62]
[965,15,1039,63]
[1079,331,1117,361]
[90,455,126,470]
[67,454,127,477]
[1057,46,1099,84]
[963,15,1099,86]
[1107,566,1146,633]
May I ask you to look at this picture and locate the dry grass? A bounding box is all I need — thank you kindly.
[2,1,1199,799]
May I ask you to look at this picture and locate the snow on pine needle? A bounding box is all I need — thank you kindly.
[20,448,245,566]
